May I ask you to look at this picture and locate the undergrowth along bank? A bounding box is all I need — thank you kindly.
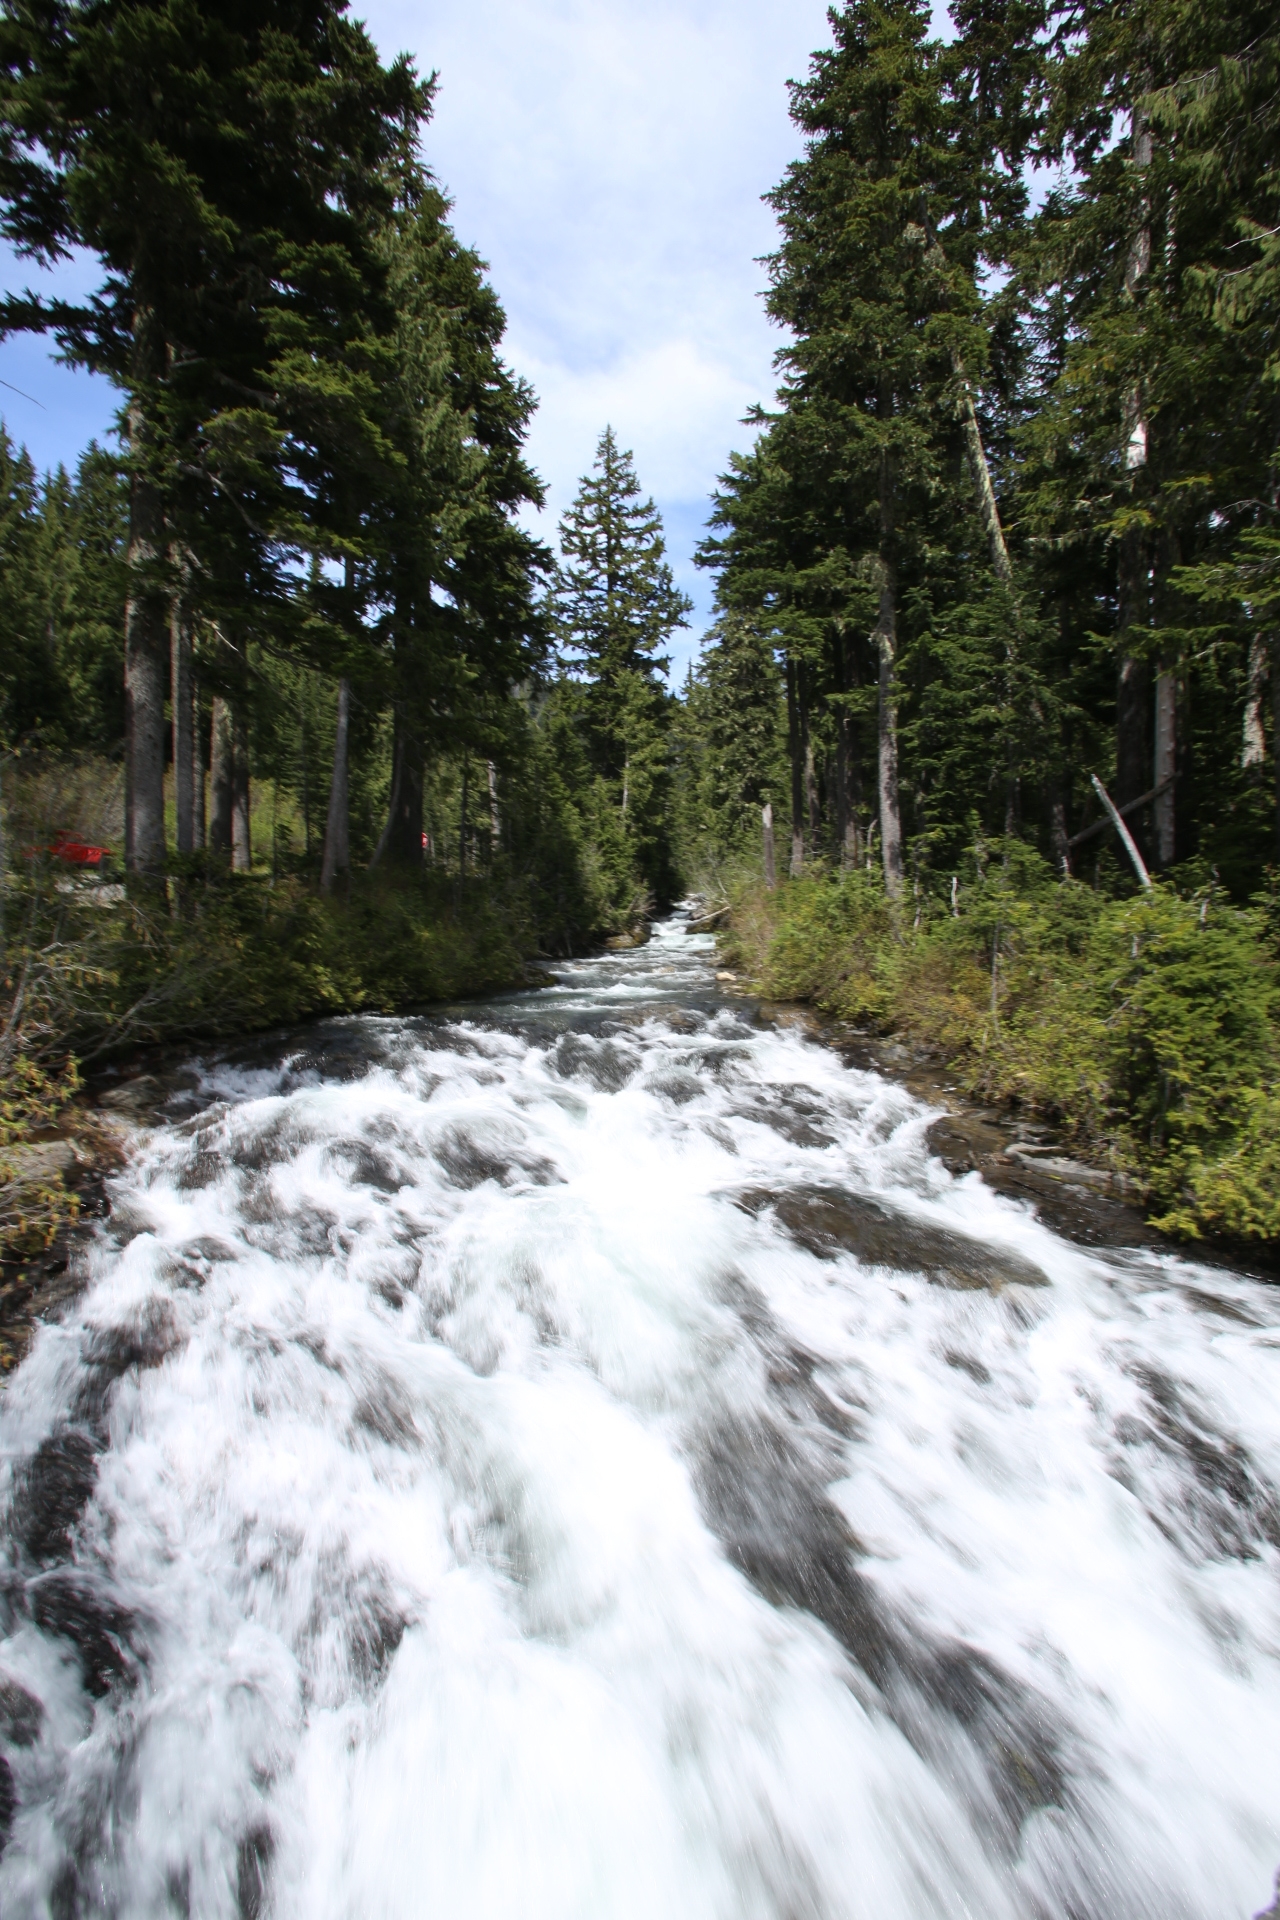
[1,864,530,1269]
[716,849,1280,1247]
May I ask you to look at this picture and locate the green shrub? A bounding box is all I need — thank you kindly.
[724,859,1280,1246]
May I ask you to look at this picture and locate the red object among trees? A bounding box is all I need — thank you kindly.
[25,834,110,867]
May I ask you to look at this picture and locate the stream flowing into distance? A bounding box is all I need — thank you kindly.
[2,910,1279,1918]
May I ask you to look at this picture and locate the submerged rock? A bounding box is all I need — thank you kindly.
[731,1182,1048,1290]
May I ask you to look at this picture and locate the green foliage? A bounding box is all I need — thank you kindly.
[549,429,688,914]
[724,860,1280,1245]
[0,434,128,754]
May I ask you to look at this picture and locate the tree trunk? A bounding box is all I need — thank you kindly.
[799,663,819,842]
[956,366,1014,589]
[487,761,500,847]
[1047,775,1069,876]
[123,387,167,880]
[209,696,234,854]
[1153,660,1176,867]
[192,680,206,849]
[1272,632,1280,861]
[320,678,351,892]
[836,632,864,866]
[458,757,468,879]
[875,453,905,899]
[1243,633,1268,770]
[1116,93,1154,824]
[231,707,251,872]
[785,655,804,876]
[762,801,777,890]
[370,708,423,871]
[1115,648,1151,811]
[170,588,193,856]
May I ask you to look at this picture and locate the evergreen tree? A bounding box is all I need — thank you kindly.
[551,428,689,905]
[0,0,428,875]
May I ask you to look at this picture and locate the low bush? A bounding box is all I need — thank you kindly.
[0,862,530,1268]
[721,852,1280,1247]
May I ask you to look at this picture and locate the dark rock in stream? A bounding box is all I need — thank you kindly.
[730,1184,1048,1290]
[693,1404,1070,1860]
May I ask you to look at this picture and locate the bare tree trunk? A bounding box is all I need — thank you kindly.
[834,631,864,867]
[123,382,167,880]
[798,663,819,843]
[762,801,777,890]
[875,452,904,899]
[1091,773,1152,890]
[1153,660,1176,867]
[320,677,350,892]
[1116,94,1155,830]
[209,696,234,854]
[370,708,423,871]
[956,369,1014,590]
[1243,633,1269,770]
[487,761,500,845]
[1115,649,1151,808]
[232,707,251,872]
[1047,776,1069,875]
[458,757,468,879]
[170,587,193,855]
[785,655,804,876]
[1272,632,1280,862]
[192,679,206,849]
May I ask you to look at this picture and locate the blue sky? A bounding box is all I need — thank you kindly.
[0,1,846,681]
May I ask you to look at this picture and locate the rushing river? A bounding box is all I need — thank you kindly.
[2,910,1279,1918]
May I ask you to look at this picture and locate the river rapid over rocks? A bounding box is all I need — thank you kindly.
[1,910,1278,1918]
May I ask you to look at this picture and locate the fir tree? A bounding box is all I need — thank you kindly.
[551,428,689,904]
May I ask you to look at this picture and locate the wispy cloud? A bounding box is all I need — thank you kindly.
[366,0,837,670]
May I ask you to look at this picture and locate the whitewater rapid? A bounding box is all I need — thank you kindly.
[1,911,1278,1917]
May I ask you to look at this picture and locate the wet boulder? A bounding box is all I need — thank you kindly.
[731,1184,1047,1290]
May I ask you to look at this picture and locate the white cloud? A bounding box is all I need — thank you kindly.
[363,0,838,667]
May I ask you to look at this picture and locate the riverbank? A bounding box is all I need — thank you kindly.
[712,858,1280,1253]
[0,866,539,1315]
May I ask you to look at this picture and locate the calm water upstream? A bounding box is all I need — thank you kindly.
[1,909,1278,1918]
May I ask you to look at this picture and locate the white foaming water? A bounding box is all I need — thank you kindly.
[2,912,1279,1918]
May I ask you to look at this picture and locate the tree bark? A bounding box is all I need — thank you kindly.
[956,366,1014,589]
[320,677,351,892]
[835,631,863,866]
[370,708,424,871]
[799,662,819,841]
[123,386,167,880]
[875,452,905,899]
[170,587,193,856]
[1272,632,1280,861]
[231,707,251,872]
[1115,649,1151,810]
[785,654,804,876]
[487,761,500,846]
[1116,93,1154,825]
[762,801,777,890]
[458,757,468,879]
[1090,773,1152,890]
[1153,659,1176,866]
[209,696,234,854]
[1243,633,1268,770]
[192,679,206,849]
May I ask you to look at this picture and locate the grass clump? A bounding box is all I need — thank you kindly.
[719,851,1280,1247]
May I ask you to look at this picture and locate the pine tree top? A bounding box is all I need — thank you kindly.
[553,426,691,685]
